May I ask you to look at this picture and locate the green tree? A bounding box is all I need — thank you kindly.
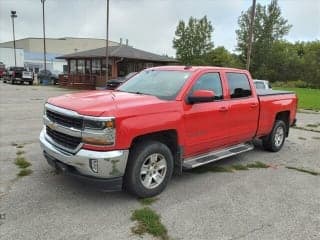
[173,16,214,64]
[205,46,242,68]
[236,0,292,78]
[300,41,320,87]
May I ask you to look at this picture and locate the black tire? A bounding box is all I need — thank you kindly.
[124,140,174,198]
[263,120,286,152]
[28,81,33,85]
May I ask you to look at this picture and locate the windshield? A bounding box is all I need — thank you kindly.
[117,70,191,100]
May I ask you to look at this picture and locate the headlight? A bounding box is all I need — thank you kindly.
[82,117,115,146]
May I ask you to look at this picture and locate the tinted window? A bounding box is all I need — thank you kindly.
[226,73,252,98]
[191,73,223,100]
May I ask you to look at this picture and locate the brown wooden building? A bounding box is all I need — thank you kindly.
[56,45,177,89]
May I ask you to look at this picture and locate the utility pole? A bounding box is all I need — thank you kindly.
[41,0,47,72]
[10,11,17,67]
[246,0,256,70]
[105,0,110,83]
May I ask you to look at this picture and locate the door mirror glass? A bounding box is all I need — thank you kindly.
[188,90,215,104]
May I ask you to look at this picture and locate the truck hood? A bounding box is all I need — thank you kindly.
[47,90,177,117]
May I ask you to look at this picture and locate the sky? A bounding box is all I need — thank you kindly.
[0,0,319,57]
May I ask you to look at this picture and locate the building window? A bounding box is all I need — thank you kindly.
[145,63,154,68]
[85,59,91,74]
[70,59,76,74]
[101,59,112,77]
[92,59,101,75]
[77,59,85,74]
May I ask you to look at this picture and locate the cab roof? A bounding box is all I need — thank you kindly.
[149,65,248,73]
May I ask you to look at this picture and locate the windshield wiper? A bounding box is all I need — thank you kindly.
[126,91,146,95]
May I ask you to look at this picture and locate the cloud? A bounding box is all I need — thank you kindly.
[0,0,319,57]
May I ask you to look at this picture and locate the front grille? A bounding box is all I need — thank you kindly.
[46,109,83,129]
[46,126,81,150]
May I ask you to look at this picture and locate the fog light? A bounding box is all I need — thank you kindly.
[89,159,98,173]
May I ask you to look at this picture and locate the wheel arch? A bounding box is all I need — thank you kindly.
[275,111,290,136]
[130,129,183,175]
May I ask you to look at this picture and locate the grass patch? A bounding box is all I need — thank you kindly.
[191,165,234,174]
[16,144,24,149]
[139,197,159,206]
[131,207,168,240]
[298,137,307,140]
[14,157,31,169]
[17,168,33,177]
[293,126,320,133]
[231,164,249,170]
[273,87,320,110]
[306,123,320,128]
[191,161,270,174]
[286,166,319,176]
[246,161,269,169]
[16,150,25,155]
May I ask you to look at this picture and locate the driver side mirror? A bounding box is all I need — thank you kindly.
[188,90,215,104]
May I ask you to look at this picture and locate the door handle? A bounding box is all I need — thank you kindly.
[250,103,258,108]
[219,106,228,112]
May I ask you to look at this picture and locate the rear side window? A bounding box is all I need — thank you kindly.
[254,82,265,89]
[190,73,223,100]
[226,73,252,98]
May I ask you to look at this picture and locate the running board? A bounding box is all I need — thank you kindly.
[183,143,254,169]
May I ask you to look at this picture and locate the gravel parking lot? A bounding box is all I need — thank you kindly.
[0,82,319,240]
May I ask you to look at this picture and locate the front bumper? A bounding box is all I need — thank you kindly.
[39,128,129,189]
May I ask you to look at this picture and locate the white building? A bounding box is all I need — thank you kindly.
[0,47,24,67]
[0,37,119,72]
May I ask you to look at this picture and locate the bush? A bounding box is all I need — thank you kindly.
[272,80,310,88]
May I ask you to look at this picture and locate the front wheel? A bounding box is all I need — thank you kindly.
[124,140,173,198]
[263,120,286,152]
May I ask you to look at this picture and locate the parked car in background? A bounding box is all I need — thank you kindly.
[3,67,34,85]
[106,72,137,90]
[38,70,62,84]
[0,62,5,79]
[253,79,272,90]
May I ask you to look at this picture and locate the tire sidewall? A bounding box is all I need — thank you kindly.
[270,121,286,152]
[125,141,174,197]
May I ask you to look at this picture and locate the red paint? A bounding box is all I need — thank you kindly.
[48,66,297,157]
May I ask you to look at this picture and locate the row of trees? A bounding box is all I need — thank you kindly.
[172,0,320,87]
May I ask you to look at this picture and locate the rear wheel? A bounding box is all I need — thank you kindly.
[124,140,173,198]
[263,120,286,152]
[28,81,33,85]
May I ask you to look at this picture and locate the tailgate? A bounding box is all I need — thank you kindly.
[22,71,33,79]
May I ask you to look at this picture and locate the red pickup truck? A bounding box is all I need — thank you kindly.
[40,66,297,197]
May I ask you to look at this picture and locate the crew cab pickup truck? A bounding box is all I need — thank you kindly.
[4,67,34,85]
[40,66,297,197]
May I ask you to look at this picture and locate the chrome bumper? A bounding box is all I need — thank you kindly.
[39,128,129,179]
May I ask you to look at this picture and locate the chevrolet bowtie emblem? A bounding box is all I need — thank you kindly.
[48,122,57,130]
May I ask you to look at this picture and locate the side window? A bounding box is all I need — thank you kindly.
[190,73,223,100]
[226,73,252,98]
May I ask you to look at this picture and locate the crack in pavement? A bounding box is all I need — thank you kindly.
[229,223,272,240]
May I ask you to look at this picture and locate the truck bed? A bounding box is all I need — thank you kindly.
[256,89,294,96]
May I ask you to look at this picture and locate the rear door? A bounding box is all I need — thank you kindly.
[183,72,230,157]
[224,72,259,144]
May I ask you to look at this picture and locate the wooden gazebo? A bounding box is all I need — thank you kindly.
[56,45,177,89]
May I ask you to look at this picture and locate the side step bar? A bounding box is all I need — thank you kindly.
[183,142,254,169]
